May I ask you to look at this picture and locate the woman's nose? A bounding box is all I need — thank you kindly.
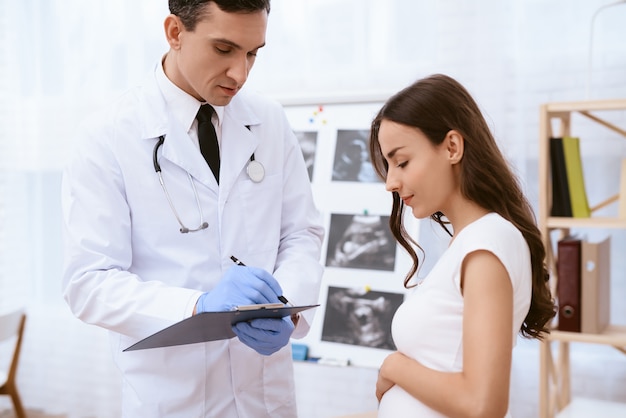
[385,171,399,193]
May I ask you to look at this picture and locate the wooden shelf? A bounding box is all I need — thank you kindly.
[547,324,626,346]
[544,99,626,113]
[546,217,626,229]
[538,99,626,418]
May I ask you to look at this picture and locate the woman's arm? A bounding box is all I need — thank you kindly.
[376,250,513,418]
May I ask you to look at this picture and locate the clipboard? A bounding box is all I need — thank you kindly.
[124,304,319,351]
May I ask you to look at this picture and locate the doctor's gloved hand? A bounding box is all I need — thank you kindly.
[195,265,283,313]
[233,316,295,356]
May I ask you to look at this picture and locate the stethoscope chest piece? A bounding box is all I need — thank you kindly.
[247,160,265,183]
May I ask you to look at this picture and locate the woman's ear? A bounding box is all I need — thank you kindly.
[445,130,464,165]
[164,14,183,50]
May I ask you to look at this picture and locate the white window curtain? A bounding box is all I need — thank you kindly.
[0,0,625,416]
[0,1,168,415]
[0,0,169,311]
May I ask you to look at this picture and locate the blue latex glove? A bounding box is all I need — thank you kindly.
[233,316,295,356]
[196,265,283,313]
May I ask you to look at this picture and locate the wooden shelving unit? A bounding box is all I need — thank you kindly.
[538,99,626,418]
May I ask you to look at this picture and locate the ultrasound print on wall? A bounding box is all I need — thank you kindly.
[294,130,318,181]
[325,213,396,271]
[322,286,404,350]
[332,129,380,183]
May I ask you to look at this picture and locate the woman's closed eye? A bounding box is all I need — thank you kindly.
[215,46,232,54]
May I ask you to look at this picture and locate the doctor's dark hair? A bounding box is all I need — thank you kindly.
[169,0,271,31]
[368,74,556,340]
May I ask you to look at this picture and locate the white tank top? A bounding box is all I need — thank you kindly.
[378,213,532,417]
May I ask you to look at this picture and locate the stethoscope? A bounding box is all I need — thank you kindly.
[152,134,265,233]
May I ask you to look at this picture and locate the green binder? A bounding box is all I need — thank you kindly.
[562,136,590,218]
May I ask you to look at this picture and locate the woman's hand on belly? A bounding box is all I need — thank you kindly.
[376,351,402,402]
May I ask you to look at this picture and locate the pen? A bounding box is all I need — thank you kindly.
[230,255,245,266]
[230,255,291,305]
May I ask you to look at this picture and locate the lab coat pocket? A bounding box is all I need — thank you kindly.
[238,173,283,254]
[263,348,297,415]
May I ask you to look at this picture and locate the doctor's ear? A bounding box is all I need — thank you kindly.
[444,130,464,165]
[164,14,183,50]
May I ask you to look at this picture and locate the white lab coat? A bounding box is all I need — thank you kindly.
[61,67,324,417]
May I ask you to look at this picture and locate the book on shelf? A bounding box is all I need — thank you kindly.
[549,137,573,217]
[561,136,590,218]
[557,236,581,332]
[580,236,611,334]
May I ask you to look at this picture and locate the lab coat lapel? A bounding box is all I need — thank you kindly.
[138,66,217,190]
[219,96,261,198]
[138,68,168,140]
[161,111,217,190]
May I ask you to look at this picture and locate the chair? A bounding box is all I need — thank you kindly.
[0,309,27,418]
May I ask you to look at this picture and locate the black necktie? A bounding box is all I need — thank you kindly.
[196,104,220,183]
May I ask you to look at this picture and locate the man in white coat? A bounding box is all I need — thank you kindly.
[61,1,324,416]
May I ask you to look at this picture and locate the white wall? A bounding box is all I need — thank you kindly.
[1,1,626,417]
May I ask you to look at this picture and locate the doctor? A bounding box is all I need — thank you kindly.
[61,1,324,417]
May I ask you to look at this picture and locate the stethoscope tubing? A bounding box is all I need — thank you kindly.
[153,135,208,233]
[152,134,265,233]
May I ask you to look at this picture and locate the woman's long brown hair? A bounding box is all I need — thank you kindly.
[369,74,556,339]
